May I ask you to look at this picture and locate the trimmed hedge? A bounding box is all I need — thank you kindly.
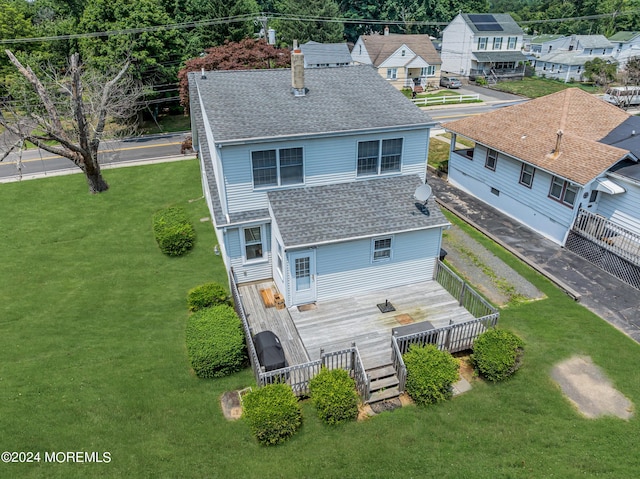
[243,383,302,445]
[404,344,459,406]
[185,305,246,378]
[309,368,359,425]
[472,328,524,382]
[153,206,195,256]
[187,282,230,312]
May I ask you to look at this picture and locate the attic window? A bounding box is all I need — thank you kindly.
[402,49,406,56]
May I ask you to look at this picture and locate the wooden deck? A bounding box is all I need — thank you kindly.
[240,280,475,371]
[237,281,310,366]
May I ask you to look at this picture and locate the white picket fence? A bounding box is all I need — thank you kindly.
[412,94,480,106]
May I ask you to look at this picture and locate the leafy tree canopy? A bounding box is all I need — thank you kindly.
[178,38,290,109]
[271,0,344,46]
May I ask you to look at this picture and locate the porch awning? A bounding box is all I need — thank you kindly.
[595,178,626,195]
[473,52,527,63]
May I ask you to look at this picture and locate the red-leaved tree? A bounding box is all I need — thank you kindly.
[178,38,290,112]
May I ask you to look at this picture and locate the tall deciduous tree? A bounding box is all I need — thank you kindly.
[584,57,618,86]
[178,38,290,110]
[272,0,344,46]
[0,51,140,193]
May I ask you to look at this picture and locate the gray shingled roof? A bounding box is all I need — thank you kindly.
[301,41,353,66]
[474,51,527,63]
[188,65,434,144]
[268,175,448,248]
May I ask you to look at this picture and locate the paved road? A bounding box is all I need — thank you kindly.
[0,132,189,181]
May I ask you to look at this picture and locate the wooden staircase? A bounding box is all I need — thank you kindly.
[367,364,401,403]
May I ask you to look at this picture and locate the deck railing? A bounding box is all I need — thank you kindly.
[572,209,640,267]
[434,260,498,319]
[229,268,263,384]
[390,335,408,393]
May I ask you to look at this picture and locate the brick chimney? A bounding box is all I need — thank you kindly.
[291,40,306,97]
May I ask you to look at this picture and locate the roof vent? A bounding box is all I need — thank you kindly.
[200,68,206,80]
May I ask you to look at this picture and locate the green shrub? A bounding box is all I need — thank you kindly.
[185,305,246,378]
[404,344,459,405]
[472,328,524,382]
[243,383,302,445]
[153,206,195,256]
[309,368,359,425]
[187,282,230,312]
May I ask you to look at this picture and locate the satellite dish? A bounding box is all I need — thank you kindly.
[414,184,432,203]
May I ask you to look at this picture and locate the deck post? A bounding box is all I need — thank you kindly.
[458,282,466,306]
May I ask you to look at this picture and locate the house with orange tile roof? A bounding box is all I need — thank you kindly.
[444,88,640,254]
[351,30,442,92]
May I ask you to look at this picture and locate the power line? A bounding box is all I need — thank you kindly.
[2,10,640,45]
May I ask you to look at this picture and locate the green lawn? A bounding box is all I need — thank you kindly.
[2,162,640,478]
[492,77,602,98]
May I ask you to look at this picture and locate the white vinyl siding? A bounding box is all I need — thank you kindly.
[448,144,579,244]
[597,178,640,235]
[222,130,429,214]
[314,229,442,301]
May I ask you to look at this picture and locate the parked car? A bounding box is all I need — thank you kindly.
[440,76,462,88]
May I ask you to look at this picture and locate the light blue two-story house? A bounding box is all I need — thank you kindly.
[188,52,448,307]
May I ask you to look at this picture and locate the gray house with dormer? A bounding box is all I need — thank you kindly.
[299,41,353,68]
[533,35,615,82]
[188,49,448,307]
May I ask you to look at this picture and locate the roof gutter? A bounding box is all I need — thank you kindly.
[215,122,438,147]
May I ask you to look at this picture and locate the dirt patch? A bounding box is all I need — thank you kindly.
[456,354,476,382]
[220,390,244,420]
[551,356,633,420]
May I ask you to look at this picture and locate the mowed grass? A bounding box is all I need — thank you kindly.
[2,162,640,478]
[492,77,601,98]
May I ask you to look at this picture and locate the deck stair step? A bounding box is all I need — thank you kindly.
[366,364,401,404]
[368,365,396,381]
[368,386,401,404]
[369,375,399,391]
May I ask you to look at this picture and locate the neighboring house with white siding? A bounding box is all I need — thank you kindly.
[351,31,441,91]
[609,31,640,71]
[440,13,526,81]
[189,50,448,307]
[444,88,640,287]
[533,35,615,82]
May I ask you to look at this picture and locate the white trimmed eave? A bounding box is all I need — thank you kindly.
[215,122,438,147]
[282,222,452,250]
[594,177,626,194]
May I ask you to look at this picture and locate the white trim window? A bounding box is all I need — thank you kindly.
[276,242,284,278]
[386,68,397,79]
[485,148,498,171]
[508,36,517,49]
[478,37,488,50]
[549,176,578,206]
[372,236,392,262]
[252,147,303,188]
[242,226,265,262]
[357,139,403,176]
[519,163,535,187]
[420,66,436,77]
[493,37,503,50]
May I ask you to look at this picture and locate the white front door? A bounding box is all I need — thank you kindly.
[289,250,316,305]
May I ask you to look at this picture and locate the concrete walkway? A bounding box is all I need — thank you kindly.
[428,171,640,343]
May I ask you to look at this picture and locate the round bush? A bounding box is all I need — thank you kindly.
[187,282,230,312]
[185,305,246,378]
[404,344,459,406]
[153,206,195,256]
[243,383,302,445]
[472,328,524,382]
[309,368,359,425]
